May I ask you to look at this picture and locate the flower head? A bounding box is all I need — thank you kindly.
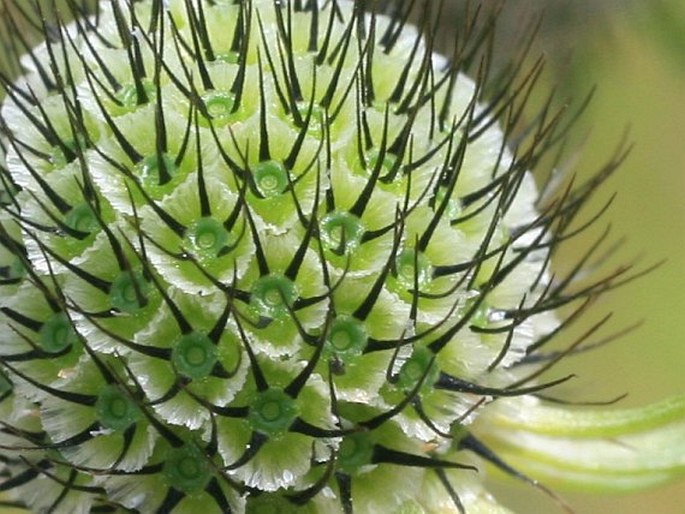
[0,1,684,513]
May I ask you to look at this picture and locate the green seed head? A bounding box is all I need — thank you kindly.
[115,80,157,114]
[136,152,178,188]
[396,346,439,393]
[337,432,375,475]
[0,372,12,397]
[393,248,433,291]
[0,255,24,284]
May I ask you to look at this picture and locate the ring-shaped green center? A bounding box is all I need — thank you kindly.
[110,270,149,313]
[50,135,86,168]
[172,332,218,380]
[248,388,299,436]
[254,160,288,198]
[320,211,364,255]
[366,149,397,175]
[201,90,236,125]
[433,185,462,221]
[296,101,324,135]
[136,153,177,187]
[50,145,69,169]
[337,433,374,474]
[250,274,298,320]
[162,445,212,493]
[248,495,295,514]
[215,52,240,64]
[95,385,141,431]
[0,187,15,206]
[397,346,439,392]
[326,316,368,359]
[64,203,98,235]
[39,313,78,354]
[186,217,230,257]
[394,248,432,290]
[115,80,157,112]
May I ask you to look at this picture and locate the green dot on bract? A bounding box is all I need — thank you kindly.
[136,153,177,187]
[186,217,231,258]
[216,51,240,64]
[320,211,365,255]
[397,346,439,392]
[337,433,375,474]
[250,274,298,320]
[64,203,99,235]
[172,332,218,380]
[115,80,157,112]
[394,248,432,291]
[109,270,150,313]
[39,312,79,354]
[95,385,141,431]
[248,388,299,436]
[247,494,295,514]
[253,160,288,198]
[0,373,12,396]
[326,316,368,360]
[366,149,396,175]
[202,90,236,125]
[162,444,212,493]
[1,256,25,283]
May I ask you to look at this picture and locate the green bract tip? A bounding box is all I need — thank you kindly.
[39,312,79,354]
[254,160,289,198]
[326,315,368,358]
[250,274,299,320]
[172,331,219,380]
[248,388,300,436]
[162,444,213,494]
[109,270,150,312]
[95,385,142,431]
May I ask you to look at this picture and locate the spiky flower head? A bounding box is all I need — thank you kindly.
[1,1,684,513]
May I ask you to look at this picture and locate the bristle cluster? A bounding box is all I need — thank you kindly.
[0,1,623,513]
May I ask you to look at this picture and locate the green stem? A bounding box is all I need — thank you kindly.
[476,395,685,492]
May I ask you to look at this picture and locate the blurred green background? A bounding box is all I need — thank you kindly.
[1,0,685,513]
[473,1,685,513]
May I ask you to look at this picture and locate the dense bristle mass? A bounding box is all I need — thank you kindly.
[0,0,625,512]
